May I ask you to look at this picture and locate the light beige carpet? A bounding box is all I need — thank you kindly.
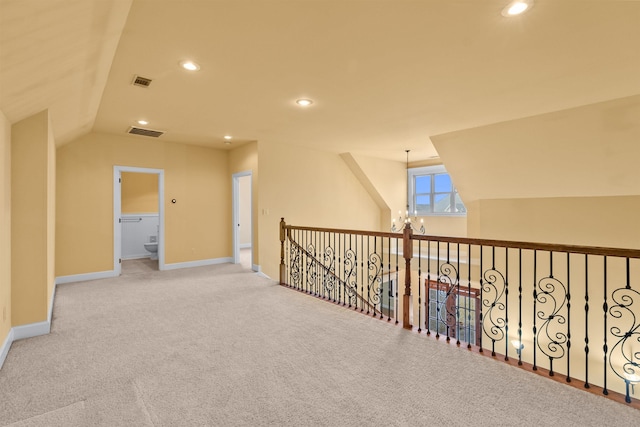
[0,259,637,426]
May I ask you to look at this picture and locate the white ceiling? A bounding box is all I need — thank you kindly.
[1,0,639,162]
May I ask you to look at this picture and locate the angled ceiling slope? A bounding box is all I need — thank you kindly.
[0,0,132,145]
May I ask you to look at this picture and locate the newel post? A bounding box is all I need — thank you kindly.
[403,222,413,330]
[279,218,286,285]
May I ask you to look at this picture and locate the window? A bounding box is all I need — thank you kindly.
[408,165,466,215]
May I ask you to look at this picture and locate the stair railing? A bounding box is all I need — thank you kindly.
[279,218,640,407]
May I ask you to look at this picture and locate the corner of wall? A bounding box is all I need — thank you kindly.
[0,109,12,367]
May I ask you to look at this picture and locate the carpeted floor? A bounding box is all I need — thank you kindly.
[0,258,637,426]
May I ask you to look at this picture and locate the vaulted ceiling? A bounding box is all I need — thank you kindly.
[1,0,638,162]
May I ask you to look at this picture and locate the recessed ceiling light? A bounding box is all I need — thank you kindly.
[296,99,313,107]
[224,135,232,140]
[502,1,533,16]
[180,60,200,71]
[137,120,148,125]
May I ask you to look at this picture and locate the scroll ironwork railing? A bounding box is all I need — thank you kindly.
[279,218,640,407]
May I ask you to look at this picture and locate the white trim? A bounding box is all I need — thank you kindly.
[13,320,50,341]
[121,213,159,217]
[252,264,260,273]
[232,171,252,265]
[256,271,271,279]
[1,281,58,370]
[240,243,252,249]
[48,282,57,324]
[122,254,154,260]
[0,328,14,370]
[163,257,233,271]
[114,166,165,274]
[55,270,118,285]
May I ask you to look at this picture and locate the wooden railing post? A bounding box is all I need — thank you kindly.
[280,218,286,285]
[403,222,413,330]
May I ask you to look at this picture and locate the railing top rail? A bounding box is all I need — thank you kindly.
[285,224,400,239]
[283,224,640,259]
[412,234,640,259]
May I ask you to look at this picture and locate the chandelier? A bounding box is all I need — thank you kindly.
[391,150,425,234]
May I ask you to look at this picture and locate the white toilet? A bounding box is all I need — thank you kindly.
[144,238,158,260]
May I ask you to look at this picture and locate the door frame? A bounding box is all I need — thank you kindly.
[232,171,252,267]
[114,166,165,275]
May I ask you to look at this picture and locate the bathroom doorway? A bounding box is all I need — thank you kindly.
[113,166,165,275]
[232,171,252,269]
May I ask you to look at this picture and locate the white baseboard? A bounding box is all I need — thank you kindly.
[0,328,14,370]
[163,257,233,271]
[252,264,260,273]
[1,280,58,370]
[240,243,252,249]
[55,269,118,285]
[256,271,271,279]
[13,320,50,341]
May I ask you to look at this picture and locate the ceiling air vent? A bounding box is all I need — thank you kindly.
[132,75,152,87]
[127,126,164,138]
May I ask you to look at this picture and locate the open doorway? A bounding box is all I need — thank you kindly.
[114,166,165,275]
[233,171,252,269]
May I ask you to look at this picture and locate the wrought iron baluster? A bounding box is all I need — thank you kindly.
[518,249,523,365]
[584,254,590,388]
[445,242,450,342]
[367,236,383,317]
[482,246,506,357]
[418,240,422,333]
[456,243,461,346]
[608,257,640,403]
[467,244,472,349]
[566,252,571,382]
[360,235,364,312]
[479,245,484,353]
[535,250,568,377]
[504,248,509,360]
[395,238,399,325]
[436,242,441,339]
[437,241,460,344]
[603,256,608,395]
[379,236,384,319]
[533,250,537,370]
[387,236,392,321]
[426,240,431,335]
[366,236,371,314]
[339,233,343,305]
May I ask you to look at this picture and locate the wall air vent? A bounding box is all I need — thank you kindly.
[132,75,152,87]
[127,126,164,138]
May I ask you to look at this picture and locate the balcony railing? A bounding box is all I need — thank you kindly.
[279,218,640,407]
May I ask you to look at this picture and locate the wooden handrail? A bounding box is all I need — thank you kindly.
[283,223,640,259]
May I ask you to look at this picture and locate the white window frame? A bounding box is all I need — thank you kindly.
[408,165,466,216]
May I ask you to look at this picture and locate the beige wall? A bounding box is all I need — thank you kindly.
[229,142,259,265]
[433,95,640,247]
[470,196,640,249]
[0,111,11,344]
[121,172,159,213]
[258,142,381,279]
[56,132,231,276]
[11,110,55,326]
